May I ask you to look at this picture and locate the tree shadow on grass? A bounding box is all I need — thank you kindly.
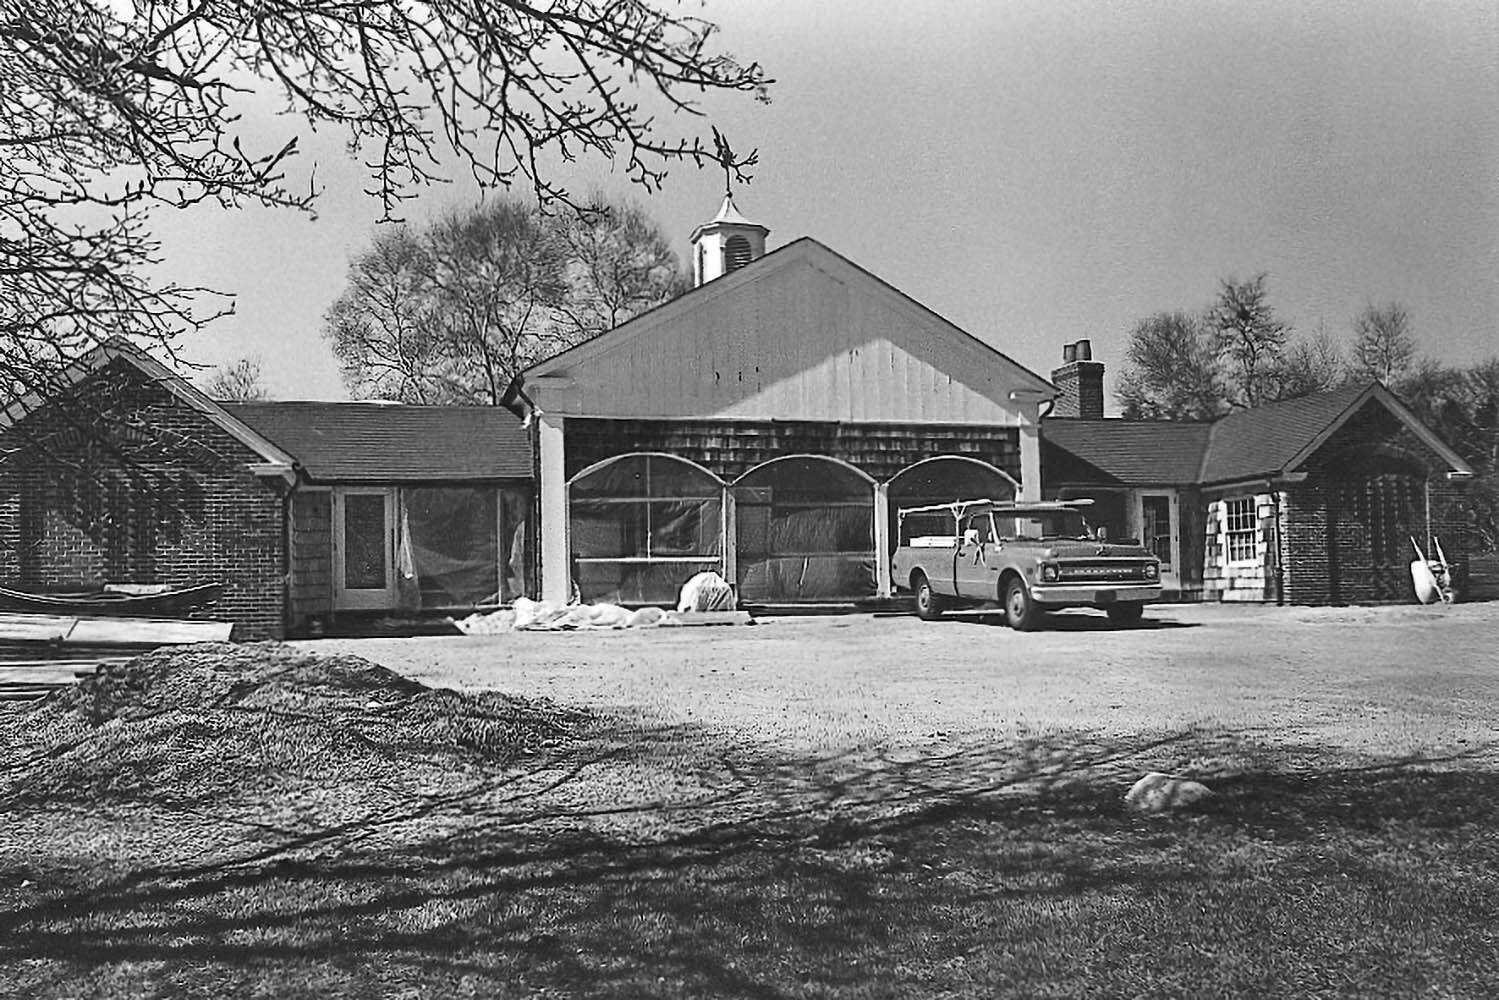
[2,724,1498,997]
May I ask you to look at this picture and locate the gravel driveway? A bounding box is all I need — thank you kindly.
[306,601,1499,762]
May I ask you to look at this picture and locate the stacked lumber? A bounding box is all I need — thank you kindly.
[0,612,233,702]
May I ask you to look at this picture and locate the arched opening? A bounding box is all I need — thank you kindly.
[886,456,1017,552]
[733,456,876,603]
[568,454,724,605]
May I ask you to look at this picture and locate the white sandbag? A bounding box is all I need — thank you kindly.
[677,571,736,613]
[582,603,634,629]
[628,606,666,628]
[453,609,516,635]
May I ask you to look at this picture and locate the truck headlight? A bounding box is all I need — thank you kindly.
[1143,563,1159,580]
[1041,563,1059,582]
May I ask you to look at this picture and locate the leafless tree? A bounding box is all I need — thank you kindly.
[1209,273,1289,409]
[201,357,271,401]
[1,0,768,410]
[325,195,683,403]
[1115,311,1227,421]
[1274,327,1345,398]
[1350,302,1417,385]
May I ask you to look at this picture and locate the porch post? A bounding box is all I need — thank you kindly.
[873,483,892,597]
[537,413,570,604]
[1019,423,1042,501]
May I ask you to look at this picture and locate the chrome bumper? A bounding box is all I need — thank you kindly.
[1030,584,1161,605]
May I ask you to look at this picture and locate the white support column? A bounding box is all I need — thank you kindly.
[537,413,570,604]
[721,486,737,593]
[873,483,892,597]
[1019,423,1042,501]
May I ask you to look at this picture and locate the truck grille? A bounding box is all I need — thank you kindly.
[1057,562,1153,581]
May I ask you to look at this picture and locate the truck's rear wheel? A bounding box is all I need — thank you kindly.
[913,573,944,621]
[1106,601,1145,626]
[1003,576,1040,631]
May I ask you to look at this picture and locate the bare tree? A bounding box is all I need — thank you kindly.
[325,225,449,403]
[551,194,692,340]
[1274,328,1345,398]
[1209,273,1289,408]
[1350,302,1417,385]
[201,358,271,402]
[1115,312,1226,421]
[1,1,768,410]
[325,195,684,403]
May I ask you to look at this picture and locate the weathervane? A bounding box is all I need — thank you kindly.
[711,126,759,197]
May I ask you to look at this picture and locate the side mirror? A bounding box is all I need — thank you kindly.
[1095,526,1109,542]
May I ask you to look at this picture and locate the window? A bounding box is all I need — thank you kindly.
[1225,497,1258,563]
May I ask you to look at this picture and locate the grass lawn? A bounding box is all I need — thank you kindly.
[3,609,1498,998]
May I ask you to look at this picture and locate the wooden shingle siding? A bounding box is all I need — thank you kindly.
[289,491,333,618]
[565,418,1022,485]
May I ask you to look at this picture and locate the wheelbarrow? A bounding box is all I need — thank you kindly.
[1410,536,1455,605]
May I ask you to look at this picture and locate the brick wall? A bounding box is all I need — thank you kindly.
[1276,399,1467,605]
[0,358,287,638]
[564,418,1023,484]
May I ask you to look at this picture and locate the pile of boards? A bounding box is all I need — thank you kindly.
[0,612,233,702]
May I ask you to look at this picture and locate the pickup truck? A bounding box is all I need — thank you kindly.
[891,499,1162,629]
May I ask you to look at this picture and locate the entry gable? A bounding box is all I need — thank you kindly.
[0,338,297,480]
[1285,383,1474,477]
[1198,382,1474,485]
[525,238,1054,425]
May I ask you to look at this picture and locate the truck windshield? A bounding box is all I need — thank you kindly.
[997,509,1092,540]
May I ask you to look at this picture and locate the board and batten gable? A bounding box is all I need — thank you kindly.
[525,239,1051,425]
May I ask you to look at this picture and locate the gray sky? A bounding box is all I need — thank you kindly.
[161,0,1499,406]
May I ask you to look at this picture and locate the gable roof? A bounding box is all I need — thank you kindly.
[0,338,297,478]
[1197,383,1373,483]
[227,402,532,482]
[1042,381,1474,489]
[1042,419,1213,486]
[526,236,1055,399]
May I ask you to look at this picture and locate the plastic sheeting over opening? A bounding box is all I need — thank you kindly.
[399,486,531,609]
[734,457,875,602]
[887,458,1016,549]
[569,454,724,605]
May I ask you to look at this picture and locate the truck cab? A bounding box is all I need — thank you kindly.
[891,499,1163,630]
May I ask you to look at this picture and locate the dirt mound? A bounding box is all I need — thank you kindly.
[0,643,585,809]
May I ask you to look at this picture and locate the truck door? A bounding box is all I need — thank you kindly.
[956,512,1001,597]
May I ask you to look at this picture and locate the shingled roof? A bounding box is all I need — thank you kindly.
[226,402,533,482]
[1197,383,1371,484]
[1042,419,1213,486]
[1042,381,1471,489]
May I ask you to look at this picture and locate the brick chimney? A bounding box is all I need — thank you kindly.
[1050,339,1105,419]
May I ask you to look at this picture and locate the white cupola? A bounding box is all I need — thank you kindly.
[689,193,770,287]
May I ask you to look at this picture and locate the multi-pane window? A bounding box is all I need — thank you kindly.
[1225,496,1258,563]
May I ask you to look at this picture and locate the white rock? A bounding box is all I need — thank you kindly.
[1124,772,1214,814]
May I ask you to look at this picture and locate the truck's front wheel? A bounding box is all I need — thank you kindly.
[914,573,944,621]
[1003,576,1041,631]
